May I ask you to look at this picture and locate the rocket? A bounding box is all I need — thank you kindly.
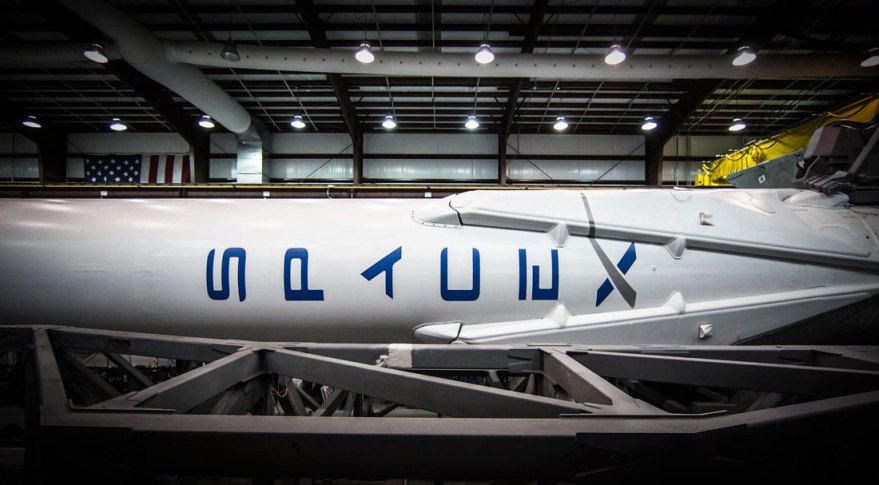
[1,188,877,345]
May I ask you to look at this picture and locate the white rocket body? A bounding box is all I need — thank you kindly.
[1,188,877,345]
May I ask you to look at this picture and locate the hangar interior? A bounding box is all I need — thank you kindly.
[1,0,877,190]
[1,0,879,483]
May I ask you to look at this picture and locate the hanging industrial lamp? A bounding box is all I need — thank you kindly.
[732,45,756,66]
[220,40,240,62]
[641,116,658,131]
[382,115,397,129]
[604,44,626,65]
[21,115,41,128]
[355,42,375,64]
[861,47,879,67]
[83,42,109,64]
[465,115,480,130]
[109,118,128,131]
[198,115,215,128]
[290,115,306,129]
[728,117,747,132]
[474,44,495,64]
[553,116,569,131]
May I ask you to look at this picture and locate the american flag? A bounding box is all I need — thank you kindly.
[142,154,192,184]
[84,154,192,184]
[84,154,141,184]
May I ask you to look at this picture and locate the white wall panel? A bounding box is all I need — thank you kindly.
[366,158,496,180]
[271,133,352,154]
[0,158,39,180]
[210,158,236,181]
[67,158,84,179]
[270,158,353,181]
[509,134,645,156]
[0,133,37,152]
[68,133,189,155]
[663,135,744,158]
[365,133,496,155]
[507,159,645,183]
[662,160,702,185]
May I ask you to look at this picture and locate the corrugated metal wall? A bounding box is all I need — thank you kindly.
[1,132,746,185]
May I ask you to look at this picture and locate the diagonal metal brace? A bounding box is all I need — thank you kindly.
[265,348,589,418]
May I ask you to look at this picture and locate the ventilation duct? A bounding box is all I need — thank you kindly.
[58,0,256,138]
[165,42,874,80]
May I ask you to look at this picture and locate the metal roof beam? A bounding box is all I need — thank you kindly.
[500,0,548,140]
[645,79,723,186]
[295,0,359,140]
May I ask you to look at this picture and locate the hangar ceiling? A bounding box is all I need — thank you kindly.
[0,0,877,139]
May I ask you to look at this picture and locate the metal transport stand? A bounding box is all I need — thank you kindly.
[1,325,878,483]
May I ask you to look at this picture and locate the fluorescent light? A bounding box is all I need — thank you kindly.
[290,115,306,129]
[732,46,756,66]
[355,42,375,64]
[474,44,495,64]
[109,117,128,131]
[641,116,657,131]
[465,115,480,130]
[728,117,746,132]
[382,115,397,129]
[83,43,108,64]
[861,48,879,67]
[198,115,215,128]
[605,44,626,65]
[21,115,41,129]
[220,40,240,62]
[553,116,569,131]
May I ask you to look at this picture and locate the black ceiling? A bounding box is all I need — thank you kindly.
[1,0,877,138]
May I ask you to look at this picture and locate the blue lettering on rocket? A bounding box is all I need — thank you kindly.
[518,249,559,300]
[206,248,247,301]
[361,246,403,298]
[440,248,480,301]
[284,248,325,301]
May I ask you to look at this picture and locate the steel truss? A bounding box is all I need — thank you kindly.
[2,325,879,483]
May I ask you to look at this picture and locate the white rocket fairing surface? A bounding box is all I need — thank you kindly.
[1,188,877,344]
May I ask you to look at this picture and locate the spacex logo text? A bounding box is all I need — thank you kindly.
[206,244,635,304]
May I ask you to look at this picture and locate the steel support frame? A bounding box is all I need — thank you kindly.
[4,325,879,481]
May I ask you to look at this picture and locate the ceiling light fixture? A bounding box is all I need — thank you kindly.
[381,115,397,129]
[220,40,240,62]
[21,115,41,128]
[465,115,480,130]
[732,45,756,66]
[198,115,215,128]
[641,116,657,131]
[290,115,306,129]
[861,47,879,67]
[474,44,495,64]
[728,117,747,132]
[83,42,108,64]
[553,116,569,131]
[109,117,128,131]
[604,43,626,65]
[355,41,375,64]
